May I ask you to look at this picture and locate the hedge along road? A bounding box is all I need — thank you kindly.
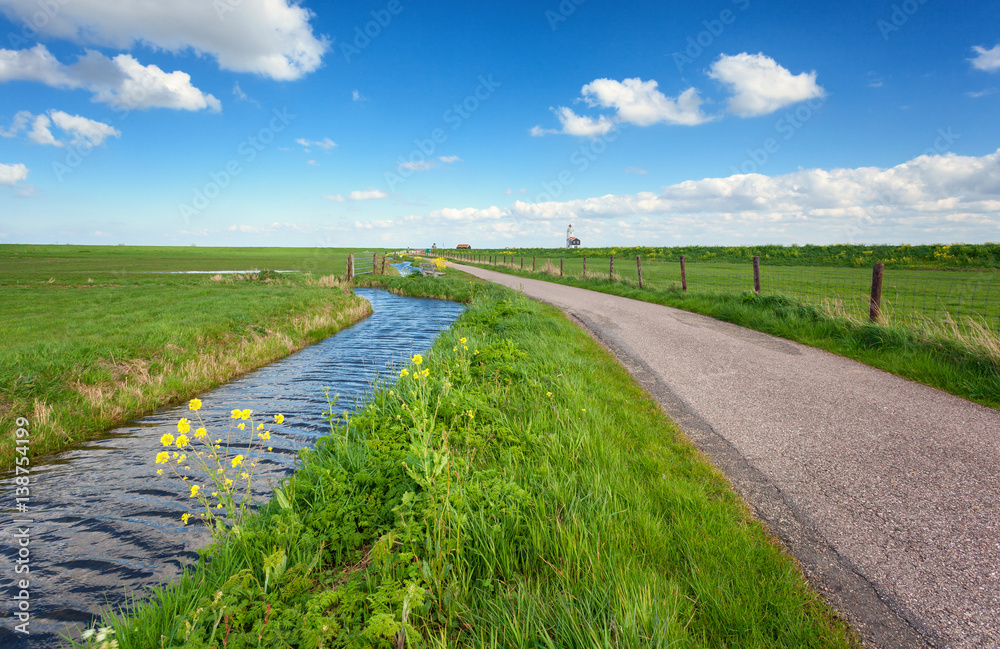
[451,262,1000,649]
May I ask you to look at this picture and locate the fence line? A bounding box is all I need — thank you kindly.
[444,251,1000,332]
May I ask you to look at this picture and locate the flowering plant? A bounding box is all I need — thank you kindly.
[154,397,283,542]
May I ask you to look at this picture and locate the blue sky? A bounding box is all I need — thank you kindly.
[1,0,998,248]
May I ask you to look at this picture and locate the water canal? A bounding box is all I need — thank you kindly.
[0,288,465,647]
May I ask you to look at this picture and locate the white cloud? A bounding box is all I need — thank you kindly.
[970,45,1000,72]
[439,155,461,164]
[398,160,438,171]
[582,78,711,126]
[352,89,368,102]
[0,110,30,137]
[0,45,221,111]
[376,149,1000,245]
[307,159,318,166]
[349,188,388,201]
[532,106,615,137]
[626,167,648,175]
[966,88,996,98]
[323,194,346,202]
[28,114,60,146]
[8,109,120,147]
[233,81,260,106]
[297,137,336,151]
[49,111,121,146]
[708,52,824,117]
[0,0,327,80]
[0,162,29,185]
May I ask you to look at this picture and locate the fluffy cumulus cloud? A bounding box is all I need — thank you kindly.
[0,45,220,111]
[532,78,709,137]
[708,53,824,117]
[581,78,711,126]
[970,45,1000,72]
[348,149,1000,245]
[2,109,121,147]
[533,54,820,136]
[0,162,29,186]
[0,0,327,80]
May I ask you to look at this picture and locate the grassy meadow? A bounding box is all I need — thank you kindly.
[80,277,858,649]
[443,251,1000,410]
[0,245,393,469]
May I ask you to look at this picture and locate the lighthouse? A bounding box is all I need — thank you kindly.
[566,224,581,248]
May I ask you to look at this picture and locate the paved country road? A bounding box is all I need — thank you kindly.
[454,263,1000,649]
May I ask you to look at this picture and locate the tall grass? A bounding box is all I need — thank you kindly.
[79,280,857,648]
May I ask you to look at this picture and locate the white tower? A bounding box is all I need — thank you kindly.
[566,224,575,248]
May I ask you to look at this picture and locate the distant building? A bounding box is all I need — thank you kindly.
[567,224,581,248]
[457,243,472,249]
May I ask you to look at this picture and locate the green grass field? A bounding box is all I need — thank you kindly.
[81,278,858,649]
[0,245,391,469]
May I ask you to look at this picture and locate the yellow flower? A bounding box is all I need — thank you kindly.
[257,423,264,430]
[240,472,249,479]
[400,368,409,378]
[178,453,187,463]
[274,413,284,424]
[546,392,552,397]
[177,418,191,434]
[156,469,163,475]
[231,455,244,468]
[421,369,430,378]
[175,434,189,448]
[172,452,179,459]
[188,398,202,411]
[460,337,467,344]
[225,478,234,486]
[155,451,170,464]
[412,354,423,366]
[237,423,245,430]
[195,427,207,439]
[216,503,224,509]
[189,485,200,497]
[241,409,253,420]
[230,409,241,419]
[181,513,191,524]
[267,446,273,451]
[258,431,271,440]
[160,433,175,447]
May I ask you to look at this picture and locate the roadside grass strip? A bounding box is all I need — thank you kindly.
[79,281,857,648]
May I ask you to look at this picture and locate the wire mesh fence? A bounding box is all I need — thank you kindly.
[447,252,1000,333]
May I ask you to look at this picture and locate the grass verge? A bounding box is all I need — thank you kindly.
[448,260,1000,411]
[80,278,858,648]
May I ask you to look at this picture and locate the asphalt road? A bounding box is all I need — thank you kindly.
[455,263,1000,649]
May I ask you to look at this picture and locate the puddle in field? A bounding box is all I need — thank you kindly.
[0,288,464,648]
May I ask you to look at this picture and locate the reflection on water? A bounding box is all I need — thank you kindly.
[0,289,464,648]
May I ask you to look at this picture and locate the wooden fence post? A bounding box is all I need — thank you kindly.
[532,256,536,271]
[680,255,687,292]
[583,256,587,275]
[560,258,564,277]
[380,255,385,275]
[347,253,354,279]
[637,255,643,288]
[521,256,524,270]
[870,262,885,322]
[753,256,761,293]
[610,255,614,280]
